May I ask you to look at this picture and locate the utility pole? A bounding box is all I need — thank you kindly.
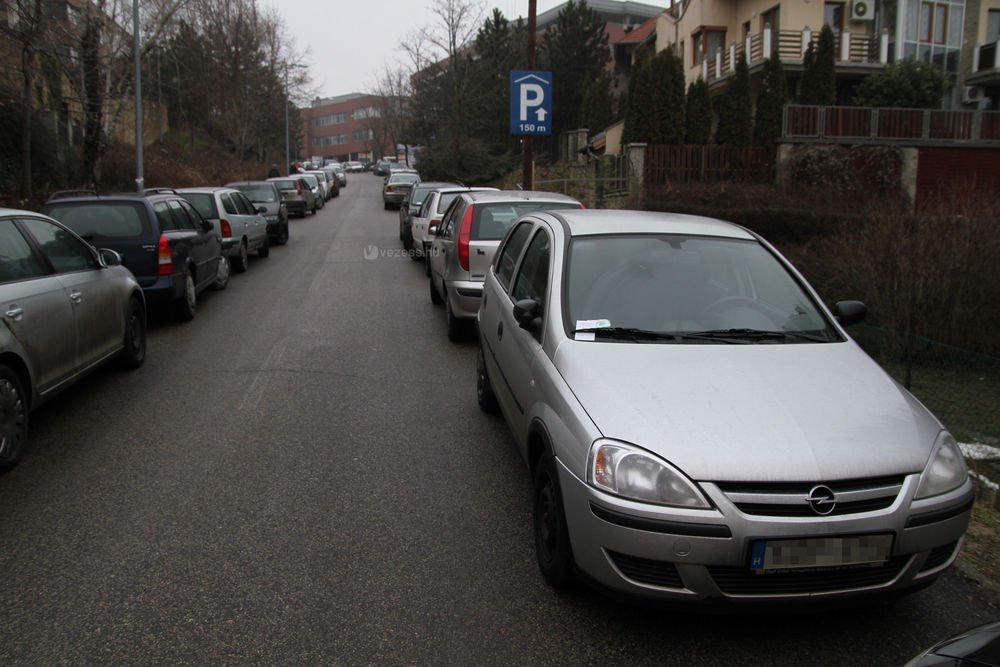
[522,0,536,191]
[133,0,144,193]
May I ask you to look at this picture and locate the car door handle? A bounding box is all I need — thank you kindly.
[68,290,83,304]
[5,306,23,321]
[497,321,503,341]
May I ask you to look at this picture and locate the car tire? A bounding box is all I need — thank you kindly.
[534,454,576,589]
[445,290,469,342]
[429,273,443,305]
[116,296,147,370]
[212,255,230,291]
[0,365,28,474]
[174,271,197,322]
[232,242,249,273]
[476,344,499,413]
[258,237,270,258]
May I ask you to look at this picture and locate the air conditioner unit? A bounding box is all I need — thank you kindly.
[962,85,984,104]
[850,0,875,21]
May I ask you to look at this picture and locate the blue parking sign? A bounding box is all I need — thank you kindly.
[510,70,552,136]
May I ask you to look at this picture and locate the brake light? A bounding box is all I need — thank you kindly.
[458,204,474,271]
[220,219,231,237]
[386,186,393,193]
[157,234,173,276]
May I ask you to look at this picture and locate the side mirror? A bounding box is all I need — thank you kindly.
[257,206,267,214]
[833,300,867,326]
[512,298,540,327]
[202,219,214,233]
[428,223,440,237]
[98,248,122,267]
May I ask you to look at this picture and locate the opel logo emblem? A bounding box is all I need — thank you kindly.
[806,485,837,515]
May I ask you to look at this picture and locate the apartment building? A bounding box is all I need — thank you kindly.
[656,0,1000,108]
[300,93,394,162]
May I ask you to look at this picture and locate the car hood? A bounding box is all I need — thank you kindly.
[552,340,939,482]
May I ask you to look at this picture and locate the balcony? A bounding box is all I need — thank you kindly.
[702,27,888,85]
[783,105,1000,145]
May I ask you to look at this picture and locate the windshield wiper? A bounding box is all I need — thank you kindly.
[685,328,833,343]
[572,327,684,342]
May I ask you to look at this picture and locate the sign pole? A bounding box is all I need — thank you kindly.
[522,0,536,191]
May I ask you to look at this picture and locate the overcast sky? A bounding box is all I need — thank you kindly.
[259,0,671,100]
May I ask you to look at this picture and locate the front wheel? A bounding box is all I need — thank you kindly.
[212,255,230,290]
[534,455,576,589]
[0,365,29,474]
[476,345,498,413]
[232,242,249,273]
[174,271,197,321]
[116,297,147,370]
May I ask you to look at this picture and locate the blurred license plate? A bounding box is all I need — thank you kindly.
[749,535,892,573]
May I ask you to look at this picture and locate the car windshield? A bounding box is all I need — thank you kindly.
[43,201,150,240]
[473,202,579,241]
[179,193,219,220]
[234,186,277,203]
[564,235,837,342]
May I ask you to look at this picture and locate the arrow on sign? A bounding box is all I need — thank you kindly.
[536,108,548,122]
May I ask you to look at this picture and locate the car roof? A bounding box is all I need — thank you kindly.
[464,190,580,204]
[227,180,274,186]
[41,193,160,206]
[413,181,461,190]
[545,209,756,240]
[431,186,498,196]
[177,186,234,194]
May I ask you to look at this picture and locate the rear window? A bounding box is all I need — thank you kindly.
[43,201,151,241]
[180,193,220,220]
[271,179,296,190]
[471,202,580,241]
[388,174,420,185]
[233,185,277,203]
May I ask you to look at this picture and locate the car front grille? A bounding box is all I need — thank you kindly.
[715,476,905,517]
[709,556,909,595]
[608,551,684,588]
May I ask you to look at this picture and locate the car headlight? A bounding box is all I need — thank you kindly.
[588,439,710,508]
[914,431,968,500]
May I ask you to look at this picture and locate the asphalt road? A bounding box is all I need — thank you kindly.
[1,174,997,666]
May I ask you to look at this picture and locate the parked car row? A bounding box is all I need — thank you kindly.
[384,187,974,610]
[0,174,334,475]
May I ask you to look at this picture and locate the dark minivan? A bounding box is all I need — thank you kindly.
[42,193,226,321]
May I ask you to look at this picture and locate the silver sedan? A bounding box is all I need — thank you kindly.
[0,209,146,474]
[476,209,972,606]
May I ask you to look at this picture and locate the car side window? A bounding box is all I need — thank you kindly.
[19,217,98,274]
[511,230,551,305]
[0,219,47,282]
[166,200,194,230]
[441,200,463,239]
[418,195,433,219]
[233,193,254,215]
[153,202,177,231]
[176,200,205,230]
[221,193,238,215]
[495,222,534,291]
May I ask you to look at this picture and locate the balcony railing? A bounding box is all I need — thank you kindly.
[702,27,889,84]
[784,105,1000,144]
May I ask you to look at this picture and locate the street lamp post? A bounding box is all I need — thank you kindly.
[133,0,143,192]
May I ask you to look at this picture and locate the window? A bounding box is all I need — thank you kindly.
[19,217,97,274]
[692,28,726,66]
[495,222,534,289]
[989,9,1000,42]
[0,219,46,282]
[232,193,254,215]
[168,200,197,230]
[511,230,551,306]
[221,193,238,215]
[441,201,466,240]
[824,2,844,32]
[153,202,177,231]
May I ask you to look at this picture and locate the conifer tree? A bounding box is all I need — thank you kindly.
[684,78,712,144]
[753,56,788,145]
[715,52,752,145]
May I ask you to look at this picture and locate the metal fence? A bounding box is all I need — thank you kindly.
[644,145,775,185]
[784,105,1000,144]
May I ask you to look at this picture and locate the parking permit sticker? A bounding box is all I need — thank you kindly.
[574,319,611,341]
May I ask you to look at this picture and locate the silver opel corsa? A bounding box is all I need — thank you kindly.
[476,209,973,607]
